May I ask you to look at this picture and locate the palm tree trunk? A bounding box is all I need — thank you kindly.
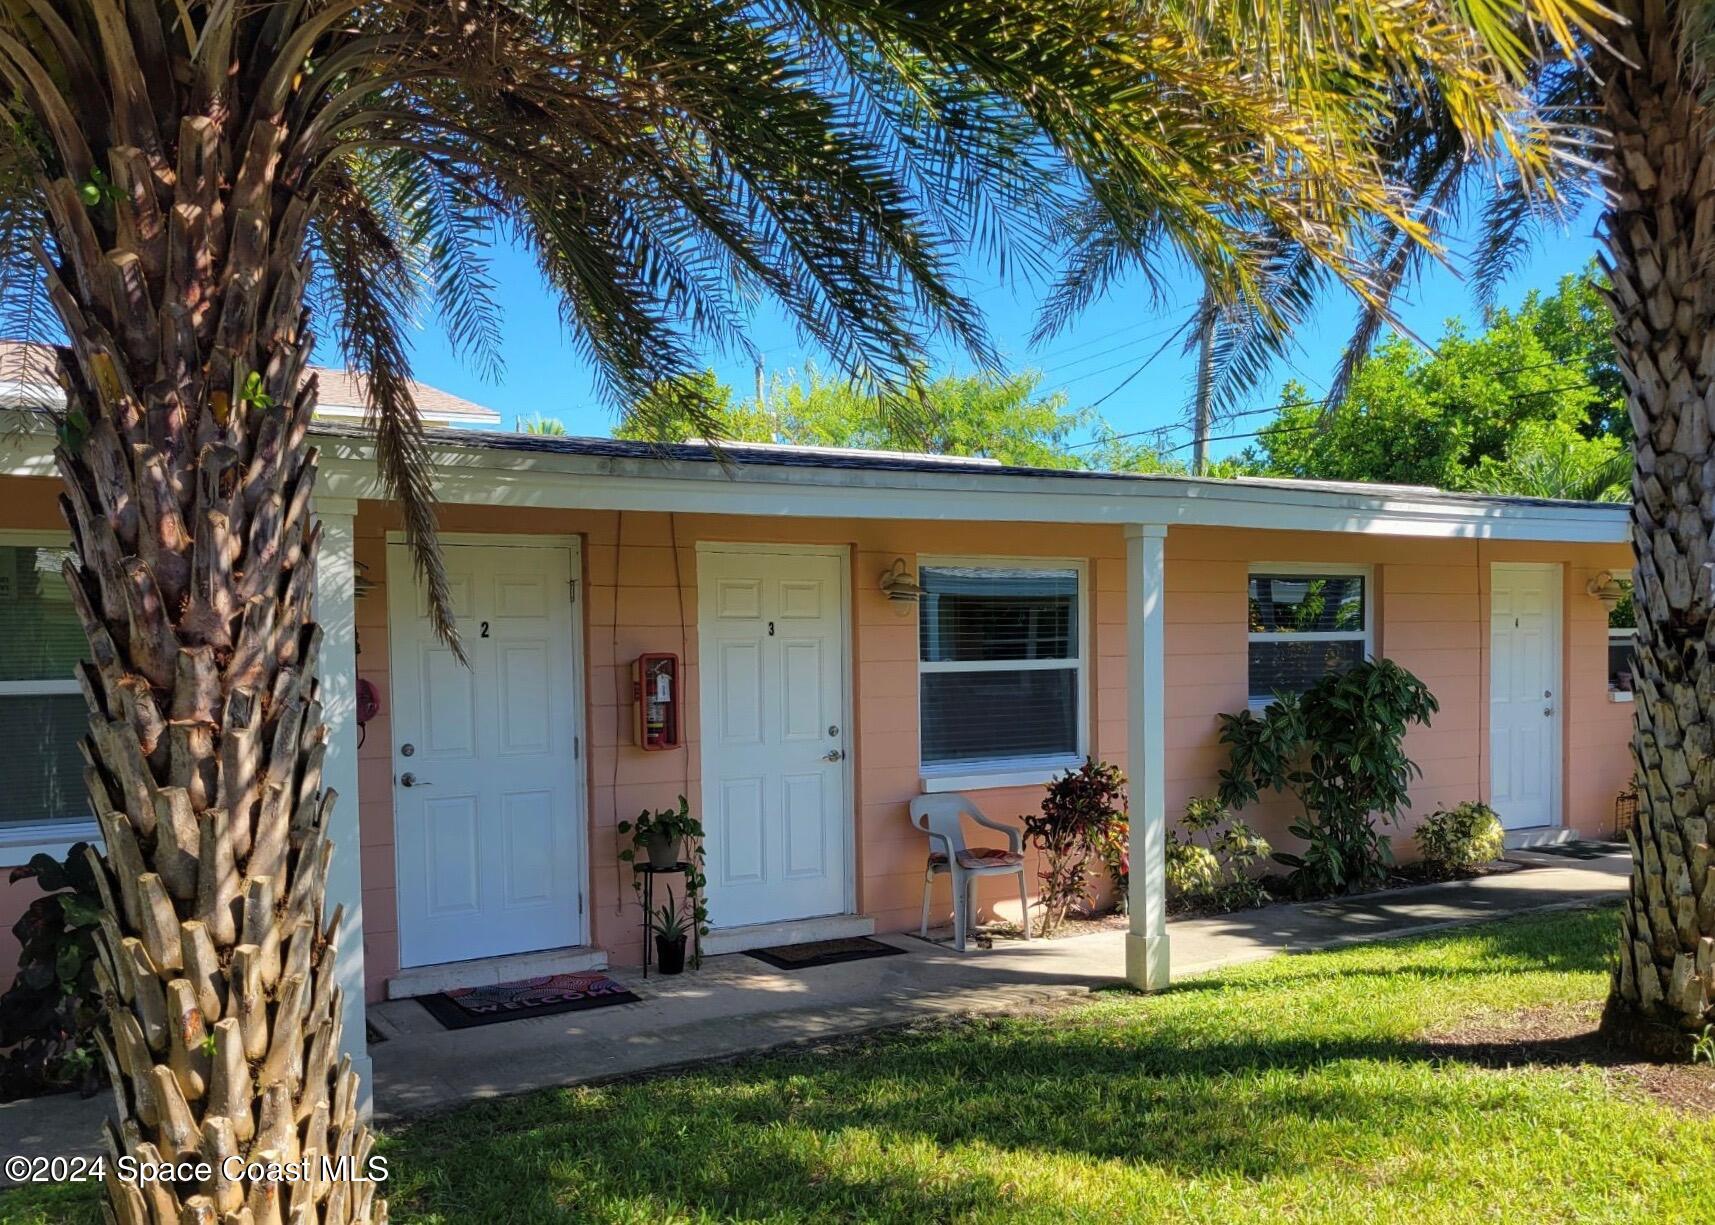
[43,98,384,1225]
[1599,0,1715,1056]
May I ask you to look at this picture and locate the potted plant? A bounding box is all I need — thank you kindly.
[650,888,689,975]
[617,796,712,969]
[619,796,700,870]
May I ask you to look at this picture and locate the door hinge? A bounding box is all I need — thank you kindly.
[573,735,581,760]
[568,578,578,601]
[578,892,584,916]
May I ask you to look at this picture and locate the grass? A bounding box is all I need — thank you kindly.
[6,905,1715,1223]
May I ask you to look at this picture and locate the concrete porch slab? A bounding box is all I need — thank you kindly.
[700,913,876,956]
[385,944,607,1000]
[0,850,1630,1173]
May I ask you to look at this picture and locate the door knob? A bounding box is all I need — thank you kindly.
[823,749,844,762]
[1543,706,1553,717]
[400,772,431,787]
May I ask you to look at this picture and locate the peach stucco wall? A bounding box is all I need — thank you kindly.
[352,503,1131,998]
[0,471,1636,1005]
[1161,528,1635,849]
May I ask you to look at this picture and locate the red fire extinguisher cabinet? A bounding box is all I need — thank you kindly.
[632,653,681,750]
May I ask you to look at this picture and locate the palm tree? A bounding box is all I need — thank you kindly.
[4,2,1523,1216]
[1066,0,1715,1054]
[519,415,568,437]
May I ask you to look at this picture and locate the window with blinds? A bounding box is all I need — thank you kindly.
[0,543,89,829]
[1247,568,1371,704]
[918,563,1084,772]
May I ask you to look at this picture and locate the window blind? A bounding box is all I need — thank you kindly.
[919,565,1081,770]
[0,544,90,828]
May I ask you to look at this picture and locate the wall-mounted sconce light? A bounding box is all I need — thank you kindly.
[354,561,377,601]
[1586,570,1628,611]
[879,557,925,602]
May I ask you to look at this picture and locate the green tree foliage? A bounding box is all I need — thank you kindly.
[617,368,1109,470]
[1245,270,1626,495]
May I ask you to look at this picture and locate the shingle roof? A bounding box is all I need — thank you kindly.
[0,341,501,425]
[308,419,1627,512]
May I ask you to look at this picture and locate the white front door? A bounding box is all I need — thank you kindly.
[388,538,585,966]
[698,546,851,928]
[1489,563,1563,831]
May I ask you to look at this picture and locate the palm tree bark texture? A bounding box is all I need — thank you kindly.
[1600,0,1715,1052]
[30,26,383,1225]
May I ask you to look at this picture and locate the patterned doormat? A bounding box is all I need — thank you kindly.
[1517,840,1629,861]
[746,937,908,972]
[418,971,640,1030]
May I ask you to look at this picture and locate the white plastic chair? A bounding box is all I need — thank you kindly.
[910,793,1031,951]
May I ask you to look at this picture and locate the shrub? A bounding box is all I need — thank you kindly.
[0,846,104,1101]
[1218,658,1438,898]
[1168,795,1273,909]
[1165,837,1219,899]
[1093,818,1129,913]
[1025,759,1128,937]
[1416,803,1505,877]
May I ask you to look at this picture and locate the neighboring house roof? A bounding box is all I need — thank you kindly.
[309,368,502,428]
[0,341,502,428]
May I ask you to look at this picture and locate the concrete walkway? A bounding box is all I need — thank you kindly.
[0,847,1628,1170]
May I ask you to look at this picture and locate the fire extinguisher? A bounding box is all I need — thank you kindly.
[645,664,671,744]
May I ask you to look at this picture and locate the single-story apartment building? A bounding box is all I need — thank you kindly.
[0,396,1634,1095]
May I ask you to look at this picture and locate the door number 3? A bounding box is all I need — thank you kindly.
[768,621,775,636]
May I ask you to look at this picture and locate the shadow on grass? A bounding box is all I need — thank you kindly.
[0,906,1642,1224]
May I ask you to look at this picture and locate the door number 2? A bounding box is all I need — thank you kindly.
[480,621,490,638]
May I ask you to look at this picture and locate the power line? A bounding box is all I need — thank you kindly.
[1084,318,1196,412]
[1031,316,1185,365]
[1067,392,1333,451]
[1032,322,1187,381]
[1162,422,1319,455]
[1067,358,1607,455]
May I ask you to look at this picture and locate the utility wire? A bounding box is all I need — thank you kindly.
[1032,322,1187,381]
[1083,318,1196,411]
[1071,377,1605,455]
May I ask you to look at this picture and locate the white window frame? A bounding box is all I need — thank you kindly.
[0,529,102,862]
[1246,562,1375,710]
[1608,626,1637,703]
[917,555,1089,792]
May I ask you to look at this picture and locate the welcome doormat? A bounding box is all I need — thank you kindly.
[418,971,641,1030]
[746,937,908,972]
[1516,840,1629,862]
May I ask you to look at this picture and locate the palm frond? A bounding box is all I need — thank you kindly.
[313,156,462,661]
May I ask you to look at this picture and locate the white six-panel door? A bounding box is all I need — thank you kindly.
[388,538,585,966]
[698,546,851,928]
[1489,562,1563,831]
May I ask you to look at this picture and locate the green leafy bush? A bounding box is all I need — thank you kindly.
[1167,795,1273,909]
[1025,759,1128,937]
[1416,803,1505,877]
[0,846,104,1100]
[1218,659,1438,897]
[1165,838,1219,899]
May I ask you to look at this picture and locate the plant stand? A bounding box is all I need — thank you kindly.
[632,861,701,978]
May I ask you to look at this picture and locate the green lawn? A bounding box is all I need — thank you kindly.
[7,906,1715,1223]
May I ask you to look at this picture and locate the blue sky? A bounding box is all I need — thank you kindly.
[366,199,1607,461]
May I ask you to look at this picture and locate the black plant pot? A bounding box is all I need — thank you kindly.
[655,934,688,975]
[646,831,680,871]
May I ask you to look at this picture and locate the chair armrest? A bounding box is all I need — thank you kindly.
[966,806,1022,853]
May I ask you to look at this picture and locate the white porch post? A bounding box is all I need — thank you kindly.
[1124,523,1170,990]
[313,497,373,1116]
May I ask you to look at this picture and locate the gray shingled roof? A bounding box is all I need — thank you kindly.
[309,419,1628,512]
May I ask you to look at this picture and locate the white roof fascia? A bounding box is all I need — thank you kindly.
[313,434,1629,544]
[0,411,1630,544]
